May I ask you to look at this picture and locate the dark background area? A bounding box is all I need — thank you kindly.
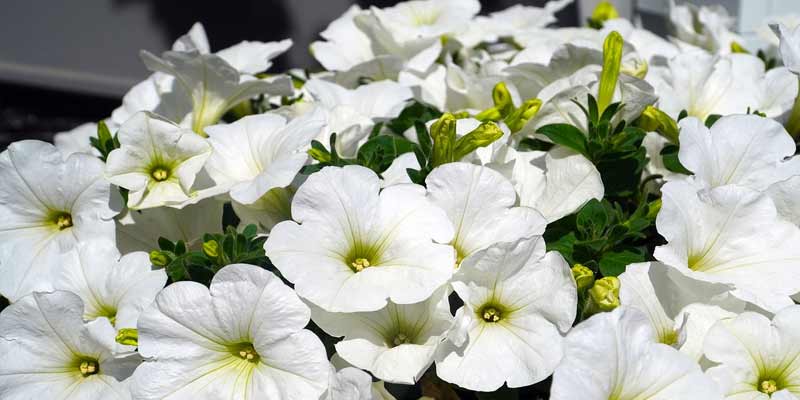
[0,0,577,150]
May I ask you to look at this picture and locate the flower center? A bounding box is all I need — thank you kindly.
[79,359,99,377]
[53,212,73,230]
[760,379,778,395]
[480,306,502,323]
[350,258,371,272]
[151,168,170,182]
[232,343,260,363]
[392,332,411,346]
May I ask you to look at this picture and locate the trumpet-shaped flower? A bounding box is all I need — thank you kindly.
[53,239,166,337]
[655,180,800,312]
[311,288,453,384]
[649,52,793,121]
[310,5,376,72]
[455,1,572,48]
[106,112,212,210]
[704,306,800,399]
[204,112,325,204]
[140,49,292,135]
[426,162,547,265]
[264,165,455,312]
[0,140,116,301]
[550,306,724,400]
[304,79,412,157]
[619,261,742,361]
[354,0,479,67]
[131,263,329,400]
[435,238,576,391]
[0,291,138,400]
[678,115,800,191]
[669,1,743,54]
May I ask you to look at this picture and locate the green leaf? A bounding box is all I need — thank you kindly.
[599,249,645,277]
[660,144,692,175]
[387,102,442,135]
[242,224,258,239]
[157,237,175,252]
[576,199,608,237]
[536,124,589,156]
[705,114,722,128]
[357,135,417,173]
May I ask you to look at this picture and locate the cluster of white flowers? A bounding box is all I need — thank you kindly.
[6,0,800,398]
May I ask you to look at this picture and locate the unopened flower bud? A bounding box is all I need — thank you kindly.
[589,277,621,312]
[431,113,458,166]
[453,122,504,161]
[572,264,595,292]
[149,250,169,267]
[640,105,680,144]
[203,240,219,258]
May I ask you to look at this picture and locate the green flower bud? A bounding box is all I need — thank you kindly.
[588,276,621,312]
[598,31,624,114]
[640,105,680,144]
[149,250,169,267]
[203,240,219,258]
[474,107,503,122]
[588,1,619,29]
[115,328,138,346]
[491,82,514,115]
[307,147,332,163]
[646,199,662,220]
[505,98,542,132]
[572,264,595,292]
[453,122,504,161]
[431,113,458,167]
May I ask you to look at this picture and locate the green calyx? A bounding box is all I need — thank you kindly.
[587,276,620,314]
[572,264,596,292]
[598,31,624,115]
[588,1,619,29]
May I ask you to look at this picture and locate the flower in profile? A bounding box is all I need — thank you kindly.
[774,23,800,75]
[435,237,577,391]
[0,291,138,400]
[265,165,455,312]
[669,1,743,53]
[655,180,800,312]
[53,239,166,345]
[311,287,453,384]
[426,162,547,265]
[704,306,800,399]
[551,306,724,400]
[618,261,743,361]
[0,140,116,301]
[106,111,212,210]
[205,111,325,204]
[131,263,329,399]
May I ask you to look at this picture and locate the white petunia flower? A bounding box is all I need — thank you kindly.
[310,5,376,72]
[550,306,724,400]
[774,23,800,75]
[53,122,100,157]
[115,197,223,254]
[0,140,116,301]
[131,263,329,400]
[704,306,800,399]
[655,180,800,312]
[507,147,604,223]
[649,52,792,121]
[264,165,455,312]
[304,79,412,157]
[678,115,800,191]
[669,0,744,54]
[204,111,325,204]
[140,49,292,135]
[619,261,742,361]
[311,287,452,384]
[53,239,166,339]
[354,0,479,68]
[426,162,547,265]
[435,237,577,391]
[0,291,138,400]
[106,112,212,210]
[455,1,571,48]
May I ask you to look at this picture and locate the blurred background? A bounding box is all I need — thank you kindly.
[0,0,796,148]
